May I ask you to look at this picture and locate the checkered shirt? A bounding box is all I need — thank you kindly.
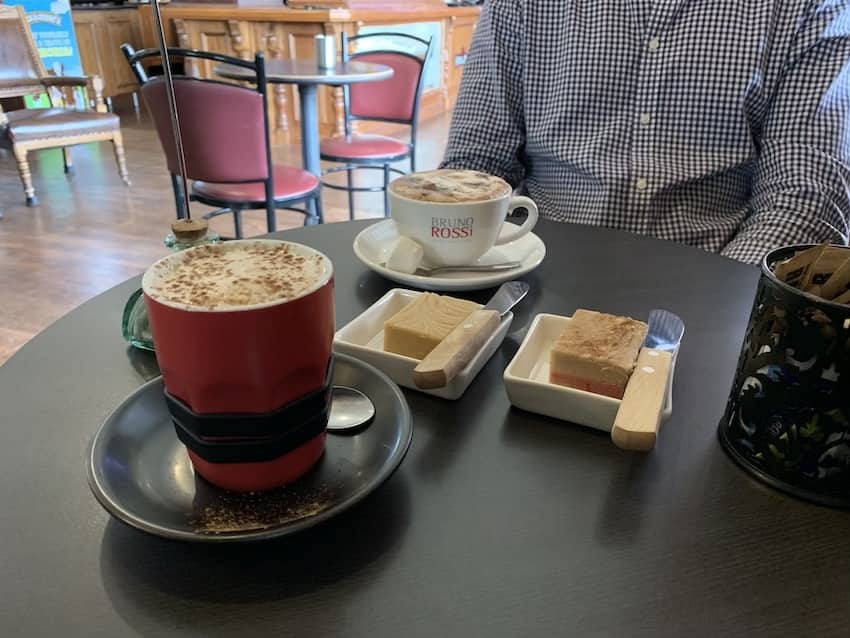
[441,0,850,264]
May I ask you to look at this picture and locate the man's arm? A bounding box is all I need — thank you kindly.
[440,0,527,186]
[722,0,850,263]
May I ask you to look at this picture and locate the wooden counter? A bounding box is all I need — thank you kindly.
[72,1,480,143]
[72,7,145,100]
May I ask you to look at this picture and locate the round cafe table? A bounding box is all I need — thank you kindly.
[1,220,849,637]
[215,59,393,178]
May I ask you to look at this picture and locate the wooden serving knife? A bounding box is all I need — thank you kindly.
[413,281,529,389]
[611,309,684,451]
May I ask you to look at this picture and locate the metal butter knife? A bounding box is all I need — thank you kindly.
[611,309,685,451]
[413,281,530,389]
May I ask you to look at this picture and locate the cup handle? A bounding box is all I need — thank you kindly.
[495,196,539,245]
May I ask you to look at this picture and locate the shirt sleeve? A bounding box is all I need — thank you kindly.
[722,0,850,264]
[439,0,527,187]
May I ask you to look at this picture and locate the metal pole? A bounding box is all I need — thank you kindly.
[150,0,191,220]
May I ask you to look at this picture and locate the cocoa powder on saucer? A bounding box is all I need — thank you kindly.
[191,484,336,534]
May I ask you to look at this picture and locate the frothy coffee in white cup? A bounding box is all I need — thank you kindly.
[389,169,539,268]
[389,169,512,204]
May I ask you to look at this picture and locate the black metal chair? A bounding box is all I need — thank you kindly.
[121,44,323,238]
[319,32,431,218]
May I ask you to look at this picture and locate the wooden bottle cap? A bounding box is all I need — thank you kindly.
[171,218,209,243]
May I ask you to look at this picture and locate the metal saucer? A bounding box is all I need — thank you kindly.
[86,353,412,542]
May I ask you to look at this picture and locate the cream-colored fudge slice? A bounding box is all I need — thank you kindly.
[384,293,478,360]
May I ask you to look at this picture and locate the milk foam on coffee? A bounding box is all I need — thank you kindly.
[146,241,327,310]
[390,169,511,203]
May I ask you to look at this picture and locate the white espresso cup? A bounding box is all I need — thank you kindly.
[388,169,539,267]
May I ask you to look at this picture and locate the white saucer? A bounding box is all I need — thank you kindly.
[353,219,546,291]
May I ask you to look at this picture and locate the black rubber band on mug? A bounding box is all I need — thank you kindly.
[172,405,329,464]
[164,358,333,464]
[164,358,334,439]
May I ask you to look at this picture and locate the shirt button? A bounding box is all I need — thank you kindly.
[636,177,649,191]
[639,112,652,126]
[648,37,661,51]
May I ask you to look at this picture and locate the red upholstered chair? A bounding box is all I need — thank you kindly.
[121,45,322,237]
[320,32,431,218]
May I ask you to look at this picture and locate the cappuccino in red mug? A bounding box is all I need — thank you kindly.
[143,240,335,492]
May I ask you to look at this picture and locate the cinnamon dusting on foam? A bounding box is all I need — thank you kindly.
[390,169,511,203]
[147,242,326,309]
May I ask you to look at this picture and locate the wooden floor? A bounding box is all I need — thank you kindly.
[0,104,453,365]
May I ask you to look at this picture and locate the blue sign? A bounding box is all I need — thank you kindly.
[8,0,84,107]
[16,0,83,76]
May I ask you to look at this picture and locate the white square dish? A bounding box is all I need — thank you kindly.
[503,314,673,431]
[334,288,513,400]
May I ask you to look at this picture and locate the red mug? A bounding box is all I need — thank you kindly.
[142,239,335,492]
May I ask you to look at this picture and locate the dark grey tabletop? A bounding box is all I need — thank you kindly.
[1,220,848,637]
[215,59,393,85]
